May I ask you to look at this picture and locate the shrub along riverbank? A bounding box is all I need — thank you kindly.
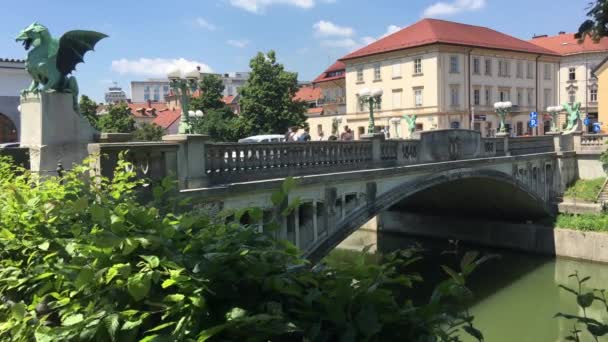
[0,156,486,342]
[563,178,606,202]
[556,213,608,232]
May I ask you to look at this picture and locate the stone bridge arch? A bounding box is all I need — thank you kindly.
[305,168,554,261]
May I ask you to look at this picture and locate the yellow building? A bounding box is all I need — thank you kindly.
[338,19,561,139]
[593,57,608,130]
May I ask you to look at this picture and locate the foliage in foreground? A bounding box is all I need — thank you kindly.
[0,156,484,341]
[556,213,608,232]
[556,272,608,341]
[133,123,165,142]
[564,178,606,202]
[96,103,136,133]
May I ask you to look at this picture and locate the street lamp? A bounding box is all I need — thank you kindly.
[168,69,199,134]
[547,105,564,133]
[358,88,383,134]
[389,117,401,139]
[494,101,512,134]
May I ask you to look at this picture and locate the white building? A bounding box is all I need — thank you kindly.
[130,79,171,103]
[104,82,127,104]
[529,32,608,132]
[0,58,31,142]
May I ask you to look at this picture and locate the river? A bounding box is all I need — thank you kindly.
[329,229,608,342]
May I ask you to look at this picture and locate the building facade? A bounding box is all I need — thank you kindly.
[339,19,559,140]
[0,58,31,143]
[130,79,171,103]
[529,33,608,132]
[104,83,128,104]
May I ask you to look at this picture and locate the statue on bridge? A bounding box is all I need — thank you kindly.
[564,102,582,132]
[16,23,108,113]
[403,115,417,138]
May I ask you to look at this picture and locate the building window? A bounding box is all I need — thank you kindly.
[373,64,382,81]
[473,88,480,105]
[392,89,402,108]
[414,88,423,107]
[163,85,169,94]
[450,85,460,106]
[413,58,422,75]
[499,89,510,102]
[473,57,480,75]
[544,89,551,107]
[357,95,366,112]
[144,94,150,101]
[591,88,598,102]
[485,87,491,105]
[544,64,551,80]
[392,62,401,78]
[569,92,576,104]
[527,88,534,106]
[526,62,534,79]
[569,67,576,81]
[517,88,523,105]
[450,55,459,73]
[498,60,510,77]
[516,61,523,78]
[153,93,160,102]
[415,123,423,131]
[451,121,461,129]
[485,58,492,76]
[356,67,364,82]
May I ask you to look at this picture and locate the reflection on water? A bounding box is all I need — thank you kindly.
[330,230,608,342]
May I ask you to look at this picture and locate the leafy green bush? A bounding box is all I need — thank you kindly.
[0,156,483,341]
[564,178,606,202]
[556,213,608,232]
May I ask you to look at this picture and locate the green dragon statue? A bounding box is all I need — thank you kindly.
[16,23,107,112]
[564,102,582,132]
[403,114,417,138]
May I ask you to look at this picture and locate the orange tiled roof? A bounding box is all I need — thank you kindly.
[341,18,558,61]
[222,95,237,104]
[313,61,346,84]
[127,102,175,118]
[307,107,324,115]
[294,85,322,102]
[152,108,181,129]
[529,33,608,56]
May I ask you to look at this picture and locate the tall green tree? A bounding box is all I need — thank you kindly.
[239,51,308,135]
[133,122,164,141]
[79,95,99,128]
[577,0,608,41]
[97,103,136,133]
[190,74,225,111]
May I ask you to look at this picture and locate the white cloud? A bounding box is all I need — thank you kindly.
[111,58,213,77]
[382,25,402,38]
[194,17,216,31]
[227,39,250,48]
[423,0,486,17]
[313,20,354,37]
[229,0,334,14]
[320,38,358,49]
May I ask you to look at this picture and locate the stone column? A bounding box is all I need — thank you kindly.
[571,131,583,152]
[360,133,385,163]
[162,134,209,189]
[20,93,96,174]
[546,131,563,153]
[496,132,510,156]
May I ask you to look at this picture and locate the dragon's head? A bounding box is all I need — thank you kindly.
[16,22,49,51]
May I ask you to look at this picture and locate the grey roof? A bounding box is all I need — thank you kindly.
[0,58,25,63]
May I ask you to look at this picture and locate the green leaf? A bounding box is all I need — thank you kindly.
[0,228,15,240]
[62,313,84,326]
[104,314,120,341]
[106,263,132,284]
[577,292,595,308]
[121,319,144,331]
[140,255,160,269]
[460,251,479,270]
[75,268,95,289]
[37,241,50,251]
[282,177,297,193]
[91,204,108,225]
[10,302,26,319]
[271,191,285,206]
[127,273,152,302]
[139,334,159,342]
[164,294,185,303]
[197,324,227,341]
[161,279,176,289]
[226,307,247,321]
[463,325,484,341]
[190,296,205,308]
[146,321,176,333]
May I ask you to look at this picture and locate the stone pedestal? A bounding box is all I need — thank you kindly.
[545,131,564,153]
[20,92,96,174]
[360,133,385,162]
[496,132,510,156]
[162,134,209,189]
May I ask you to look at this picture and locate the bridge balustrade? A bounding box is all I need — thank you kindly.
[579,134,608,153]
[508,136,555,155]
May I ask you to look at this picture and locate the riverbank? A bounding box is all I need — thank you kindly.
[375,212,608,264]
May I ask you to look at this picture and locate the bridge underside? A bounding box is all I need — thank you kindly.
[392,177,550,221]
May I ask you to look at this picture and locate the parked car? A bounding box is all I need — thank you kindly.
[0,142,20,148]
[238,135,285,143]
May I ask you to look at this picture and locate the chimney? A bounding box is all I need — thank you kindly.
[559,31,566,35]
[532,34,548,39]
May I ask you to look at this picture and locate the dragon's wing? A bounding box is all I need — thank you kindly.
[56,30,108,75]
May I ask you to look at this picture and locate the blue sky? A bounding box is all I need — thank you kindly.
[0,0,590,102]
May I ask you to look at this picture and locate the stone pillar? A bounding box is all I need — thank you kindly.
[360,133,385,163]
[162,134,209,189]
[571,131,583,152]
[20,93,96,174]
[546,131,563,153]
[496,132,510,156]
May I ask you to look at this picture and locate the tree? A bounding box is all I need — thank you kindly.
[79,95,99,128]
[239,51,308,136]
[190,74,225,111]
[576,0,608,42]
[133,122,164,141]
[97,103,136,133]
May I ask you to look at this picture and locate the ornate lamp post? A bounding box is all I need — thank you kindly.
[168,69,199,134]
[389,117,401,139]
[547,105,564,133]
[494,101,512,135]
[358,88,383,134]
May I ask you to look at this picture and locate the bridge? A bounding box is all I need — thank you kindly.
[85,130,606,261]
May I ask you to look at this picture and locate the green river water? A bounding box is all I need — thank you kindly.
[330,230,608,342]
